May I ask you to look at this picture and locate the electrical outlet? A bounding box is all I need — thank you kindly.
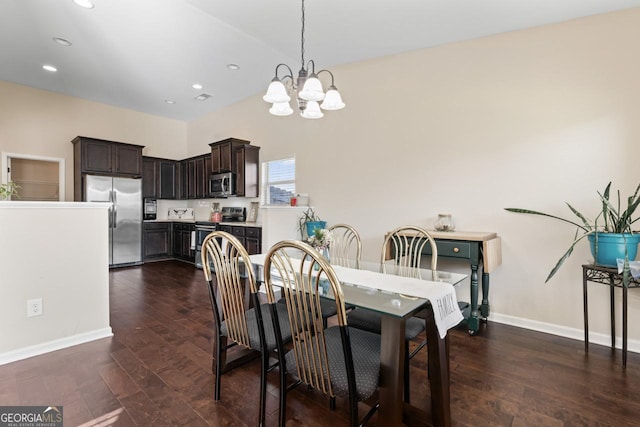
[27,298,43,317]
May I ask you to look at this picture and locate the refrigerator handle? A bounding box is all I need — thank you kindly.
[112,190,117,228]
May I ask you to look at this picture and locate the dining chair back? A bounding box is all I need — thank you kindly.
[328,223,362,269]
[348,224,438,403]
[382,225,438,276]
[202,231,292,427]
[264,240,381,427]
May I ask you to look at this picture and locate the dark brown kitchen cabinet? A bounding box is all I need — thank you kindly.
[195,156,206,198]
[72,136,144,200]
[143,222,171,261]
[210,138,249,173]
[245,226,262,255]
[72,136,143,176]
[235,145,260,197]
[209,138,260,198]
[179,154,211,199]
[142,157,158,198]
[143,157,177,199]
[177,160,188,200]
[158,160,177,199]
[171,222,195,262]
[229,225,261,255]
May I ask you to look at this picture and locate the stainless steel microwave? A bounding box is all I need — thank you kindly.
[209,172,235,198]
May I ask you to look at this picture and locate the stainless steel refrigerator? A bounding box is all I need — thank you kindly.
[85,175,142,267]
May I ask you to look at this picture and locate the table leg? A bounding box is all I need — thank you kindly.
[379,315,405,426]
[468,264,480,335]
[480,271,490,319]
[623,284,628,368]
[582,267,589,353]
[426,308,451,427]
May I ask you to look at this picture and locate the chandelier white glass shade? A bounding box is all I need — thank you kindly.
[263,0,345,119]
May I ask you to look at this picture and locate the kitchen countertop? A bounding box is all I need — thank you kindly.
[144,219,261,227]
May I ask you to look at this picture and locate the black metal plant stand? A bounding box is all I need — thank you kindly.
[582,264,640,367]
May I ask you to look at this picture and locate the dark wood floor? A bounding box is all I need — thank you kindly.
[1,260,639,426]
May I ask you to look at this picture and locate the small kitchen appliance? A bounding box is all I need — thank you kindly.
[143,198,157,220]
[221,206,246,222]
[209,172,236,198]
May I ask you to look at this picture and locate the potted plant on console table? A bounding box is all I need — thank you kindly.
[505,181,640,283]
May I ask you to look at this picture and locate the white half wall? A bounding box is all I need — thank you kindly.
[0,201,112,364]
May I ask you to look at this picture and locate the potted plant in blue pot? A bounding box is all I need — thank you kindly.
[505,182,640,282]
[297,207,326,239]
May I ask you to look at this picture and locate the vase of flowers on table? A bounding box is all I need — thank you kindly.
[307,228,333,262]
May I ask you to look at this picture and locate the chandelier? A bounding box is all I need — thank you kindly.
[262,0,345,119]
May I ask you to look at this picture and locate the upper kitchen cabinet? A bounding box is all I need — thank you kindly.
[182,153,213,199]
[210,138,250,173]
[235,144,260,197]
[209,138,260,198]
[72,136,143,177]
[142,156,177,199]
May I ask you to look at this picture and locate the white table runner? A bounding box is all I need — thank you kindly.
[249,254,463,338]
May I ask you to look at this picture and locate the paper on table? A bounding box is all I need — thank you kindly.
[248,254,463,338]
[331,265,463,339]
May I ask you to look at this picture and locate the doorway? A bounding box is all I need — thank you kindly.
[1,153,65,201]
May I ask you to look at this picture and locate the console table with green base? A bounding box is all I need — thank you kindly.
[387,230,502,335]
[582,264,640,367]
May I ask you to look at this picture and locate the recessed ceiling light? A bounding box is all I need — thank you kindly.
[73,0,94,9]
[226,64,240,70]
[43,65,58,72]
[194,94,212,101]
[192,83,203,90]
[53,37,72,46]
[164,100,176,104]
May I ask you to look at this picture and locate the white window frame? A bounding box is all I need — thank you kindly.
[261,157,295,206]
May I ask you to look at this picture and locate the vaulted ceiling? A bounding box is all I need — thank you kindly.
[1,0,639,121]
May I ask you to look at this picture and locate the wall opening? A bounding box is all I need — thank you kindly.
[1,153,65,201]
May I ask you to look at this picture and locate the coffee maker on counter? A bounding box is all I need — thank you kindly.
[143,198,157,220]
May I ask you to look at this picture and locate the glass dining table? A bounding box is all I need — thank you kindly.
[249,254,467,427]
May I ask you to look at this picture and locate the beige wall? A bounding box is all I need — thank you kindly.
[0,202,112,363]
[1,8,640,349]
[0,81,188,201]
[188,9,640,346]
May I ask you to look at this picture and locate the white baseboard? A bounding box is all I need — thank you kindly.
[490,312,640,354]
[0,327,113,366]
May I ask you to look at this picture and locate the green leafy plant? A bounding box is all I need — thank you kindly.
[297,207,322,239]
[505,182,640,282]
[0,181,20,200]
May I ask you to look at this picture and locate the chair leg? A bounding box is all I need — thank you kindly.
[258,350,268,427]
[349,392,359,427]
[214,336,223,401]
[279,366,287,427]
[404,339,410,404]
[330,396,336,410]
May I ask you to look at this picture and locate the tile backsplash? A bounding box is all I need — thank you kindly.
[156,198,258,221]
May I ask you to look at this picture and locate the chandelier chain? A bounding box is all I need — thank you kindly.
[300,0,305,70]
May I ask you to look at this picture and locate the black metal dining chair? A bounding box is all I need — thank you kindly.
[346,225,438,403]
[201,231,293,427]
[264,240,381,427]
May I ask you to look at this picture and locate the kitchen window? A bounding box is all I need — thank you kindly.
[261,157,295,205]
